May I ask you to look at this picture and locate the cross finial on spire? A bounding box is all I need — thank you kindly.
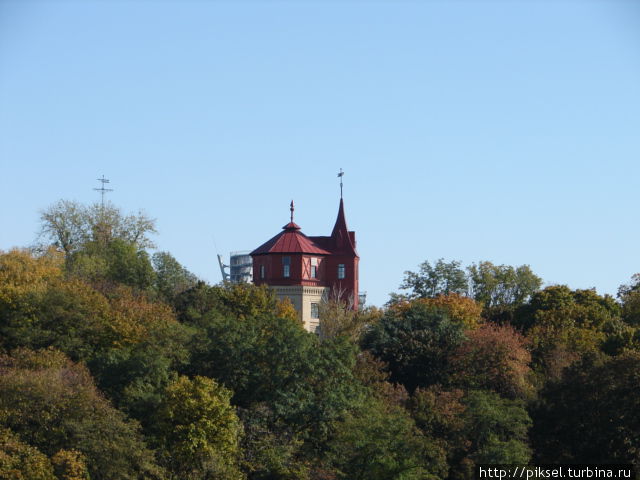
[337,168,344,199]
[290,200,294,222]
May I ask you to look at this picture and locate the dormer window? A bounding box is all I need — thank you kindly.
[283,256,291,278]
[338,263,345,279]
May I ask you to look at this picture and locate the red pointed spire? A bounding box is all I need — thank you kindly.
[330,198,357,255]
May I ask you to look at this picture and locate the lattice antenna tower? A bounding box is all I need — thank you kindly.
[94,175,113,209]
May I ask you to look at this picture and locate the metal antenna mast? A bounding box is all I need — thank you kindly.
[337,168,344,198]
[93,175,113,208]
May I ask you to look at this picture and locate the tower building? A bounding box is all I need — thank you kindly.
[250,198,359,332]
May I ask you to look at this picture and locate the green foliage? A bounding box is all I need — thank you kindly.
[401,259,468,299]
[461,390,532,465]
[327,398,446,480]
[175,281,280,325]
[400,259,542,311]
[189,312,363,446]
[238,404,310,480]
[4,201,638,479]
[69,238,156,290]
[0,348,164,480]
[154,375,244,480]
[152,251,198,305]
[407,387,531,480]
[318,298,382,342]
[39,200,157,254]
[0,248,191,428]
[362,301,467,392]
[0,427,56,480]
[516,286,629,376]
[531,351,640,465]
[619,274,640,327]
[467,262,542,309]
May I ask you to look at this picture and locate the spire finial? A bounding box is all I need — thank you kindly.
[290,200,294,222]
[337,168,344,199]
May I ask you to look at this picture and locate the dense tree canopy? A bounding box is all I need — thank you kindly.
[0,348,163,480]
[532,352,640,465]
[362,301,467,392]
[2,200,639,479]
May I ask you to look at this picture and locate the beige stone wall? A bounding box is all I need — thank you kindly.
[271,285,329,333]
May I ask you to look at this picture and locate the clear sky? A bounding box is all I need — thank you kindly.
[1,1,639,307]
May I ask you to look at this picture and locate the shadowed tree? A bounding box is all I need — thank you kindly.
[0,348,164,480]
[362,301,467,392]
[532,352,640,465]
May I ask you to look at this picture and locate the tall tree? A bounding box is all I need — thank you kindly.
[39,200,157,254]
[400,259,468,299]
[153,376,244,480]
[152,252,198,304]
[362,301,467,392]
[327,398,446,480]
[467,261,542,309]
[619,274,640,327]
[532,352,640,465]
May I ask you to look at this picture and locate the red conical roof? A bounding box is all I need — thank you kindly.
[250,221,331,255]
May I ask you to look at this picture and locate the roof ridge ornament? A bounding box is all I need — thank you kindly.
[290,200,294,223]
[337,168,344,199]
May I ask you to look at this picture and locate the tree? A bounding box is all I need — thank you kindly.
[69,238,156,290]
[0,427,56,480]
[449,324,533,400]
[400,259,468,299]
[154,376,244,480]
[362,301,467,392]
[188,312,362,445]
[238,403,310,480]
[467,262,542,309]
[327,398,446,480]
[39,200,157,255]
[515,286,625,376]
[152,252,198,305]
[408,388,532,480]
[0,348,164,480]
[176,282,283,325]
[51,449,90,480]
[619,274,640,327]
[0,248,63,306]
[318,298,382,342]
[531,352,640,465]
[461,390,531,465]
[399,259,542,313]
[409,294,483,330]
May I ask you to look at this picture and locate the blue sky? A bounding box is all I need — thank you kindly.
[1,1,639,306]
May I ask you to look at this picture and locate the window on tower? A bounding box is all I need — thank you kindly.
[283,256,291,278]
[311,303,319,319]
[311,257,318,279]
[338,264,345,279]
[260,264,265,279]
